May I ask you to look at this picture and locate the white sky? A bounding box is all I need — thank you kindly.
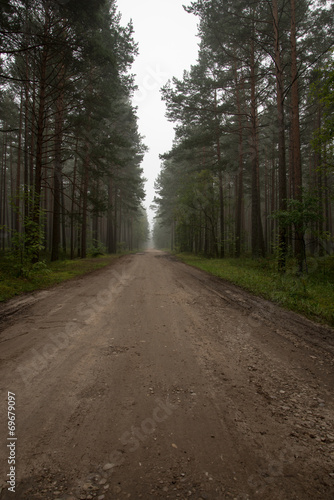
[116,0,199,227]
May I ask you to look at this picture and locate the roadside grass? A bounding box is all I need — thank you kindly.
[176,253,334,327]
[0,254,124,302]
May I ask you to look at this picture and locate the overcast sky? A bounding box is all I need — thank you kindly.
[116,0,199,226]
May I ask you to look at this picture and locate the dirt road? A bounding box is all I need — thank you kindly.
[0,250,334,500]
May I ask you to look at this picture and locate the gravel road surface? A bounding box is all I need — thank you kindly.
[0,250,333,499]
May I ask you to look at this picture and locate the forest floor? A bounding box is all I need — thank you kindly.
[0,249,334,500]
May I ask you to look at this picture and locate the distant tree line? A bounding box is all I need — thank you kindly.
[153,0,334,271]
[0,0,149,262]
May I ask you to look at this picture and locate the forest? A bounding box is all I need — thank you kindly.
[153,0,334,274]
[0,0,149,274]
[1,4,334,498]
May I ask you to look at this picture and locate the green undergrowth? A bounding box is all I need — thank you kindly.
[0,254,124,303]
[176,253,334,327]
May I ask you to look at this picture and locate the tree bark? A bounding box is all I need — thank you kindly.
[15,91,23,233]
[32,10,50,262]
[70,137,78,259]
[273,0,287,270]
[107,177,116,253]
[214,89,225,258]
[81,139,90,259]
[250,32,265,258]
[51,68,65,261]
[234,63,244,257]
[290,0,304,271]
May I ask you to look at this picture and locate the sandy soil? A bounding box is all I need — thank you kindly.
[0,250,333,500]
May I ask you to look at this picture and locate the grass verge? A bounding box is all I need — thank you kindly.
[176,253,334,327]
[0,254,124,303]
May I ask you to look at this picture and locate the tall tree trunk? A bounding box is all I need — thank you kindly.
[214,89,225,258]
[24,51,30,220]
[24,5,30,220]
[264,160,269,252]
[10,144,14,241]
[61,176,66,254]
[77,174,84,258]
[70,141,78,259]
[15,92,23,233]
[271,160,276,252]
[0,134,4,249]
[250,33,265,258]
[107,177,116,253]
[51,71,64,261]
[2,133,8,250]
[81,140,90,259]
[92,179,99,247]
[234,64,244,257]
[30,54,36,203]
[324,165,330,253]
[317,116,324,256]
[32,12,49,262]
[290,0,304,270]
[273,0,287,270]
